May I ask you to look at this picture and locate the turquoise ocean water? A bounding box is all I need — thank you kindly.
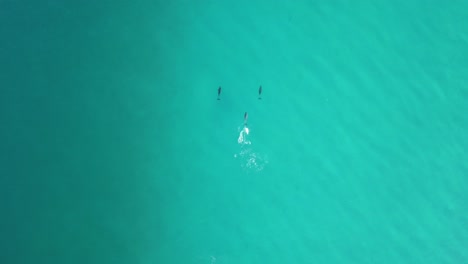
[1,0,467,263]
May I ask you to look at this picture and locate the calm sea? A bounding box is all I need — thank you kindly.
[0,0,467,263]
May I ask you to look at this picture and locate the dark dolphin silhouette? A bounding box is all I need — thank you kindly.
[258,85,262,99]
[217,86,222,100]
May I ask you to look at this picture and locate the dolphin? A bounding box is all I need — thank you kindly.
[258,85,262,99]
[217,86,221,100]
[244,112,248,125]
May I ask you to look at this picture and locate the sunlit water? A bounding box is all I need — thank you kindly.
[0,0,467,264]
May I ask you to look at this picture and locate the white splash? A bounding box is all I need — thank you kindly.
[235,125,268,171]
[237,126,251,145]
